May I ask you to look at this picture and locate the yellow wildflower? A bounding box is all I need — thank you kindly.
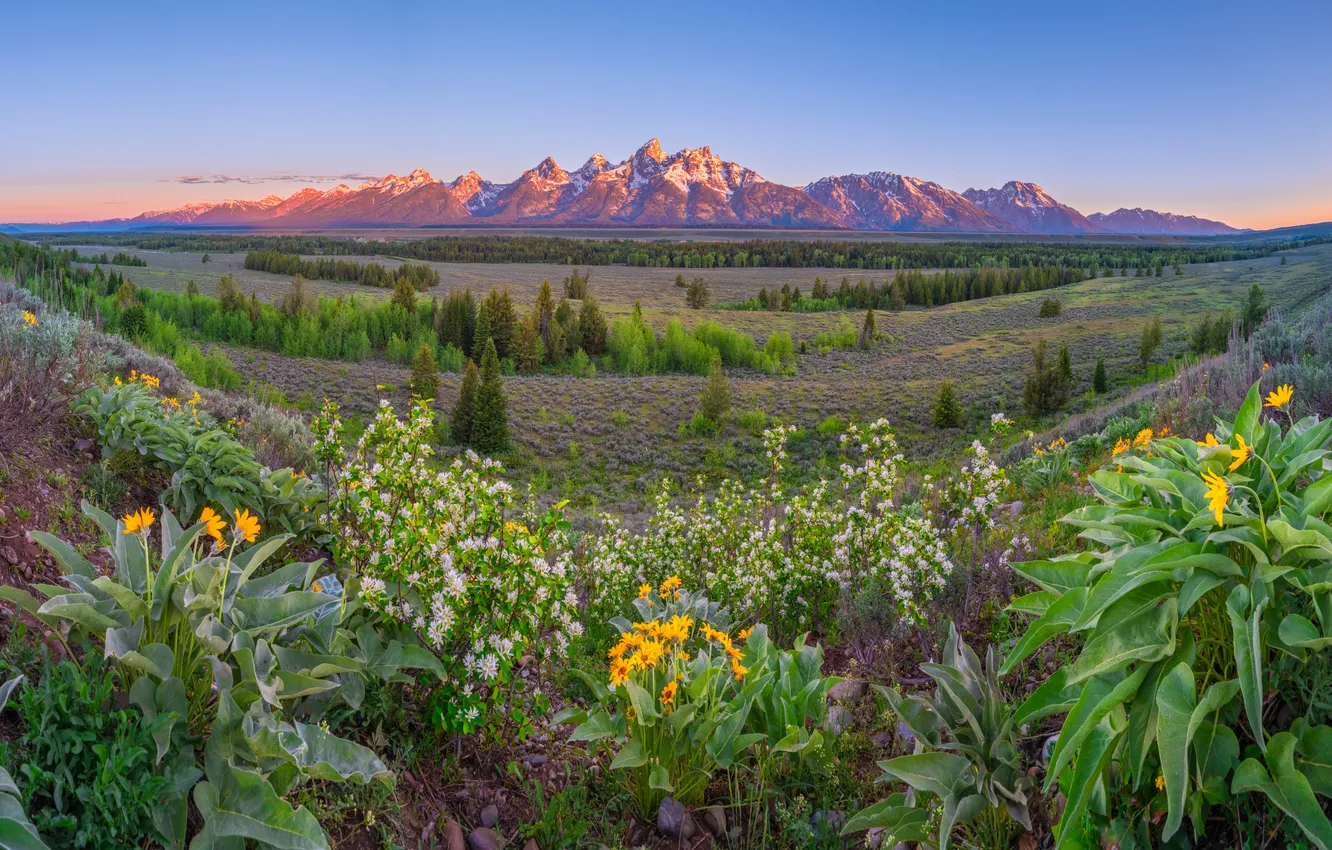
[1265,384,1294,410]
[1157,425,1171,438]
[638,583,652,599]
[1197,433,1220,448]
[1229,434,1251,472]
[1112,438,1131,456]
[660,575,683,594]
[660,680,679,709]
[1155,775,1166,791]
[731,659,748,680]
[1262,362,1271,372]
[1133,428,1154,449]
[199,506,227,548]
[233,508,261,543]
[738,627,753,641]
[1202,470,1230,527]
[638,639,666,668]
[21,310,37,327]
[609,658,632,688]
[122,507,156,536]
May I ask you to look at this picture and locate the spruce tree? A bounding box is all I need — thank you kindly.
[410,343,439,400]
[470,339,509,454]
[859,308,876,349]
[1139,319,1163,368]
[1092,356,1108,394]
[534,279,555,349]
[391,277,417,312]
[1057,343,1073,388]
[932,381,962,428]
[472,303,492,359]
[699,354,732,424]
[578,296,607,355]
[450,359,478,446]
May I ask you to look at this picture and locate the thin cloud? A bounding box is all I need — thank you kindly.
[165,173,379,185]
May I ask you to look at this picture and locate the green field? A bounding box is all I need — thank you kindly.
[71,241,1331,513]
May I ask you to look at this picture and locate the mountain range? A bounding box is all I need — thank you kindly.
[8,139,1243,235]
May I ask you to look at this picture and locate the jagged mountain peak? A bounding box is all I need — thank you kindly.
[962,181,1104,234]
[1089,207,1240,235]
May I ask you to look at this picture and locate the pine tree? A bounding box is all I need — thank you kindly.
[470,339,509,454]
[450,359,478,446]
[578,296,607,355]
[410,343,439,400]
[1023,339,1070,416]
[472,303,492,358]
[1139,318,1162,368]
[1057,343,1074,388]
[391,277,417,312]
[1093,356,1108,394]
[859,308,876,349]
[515,315,544,373]
[932,381,962,428]
[534,279,555,349]
[699,354,732,424]
[1242,283,1268,338]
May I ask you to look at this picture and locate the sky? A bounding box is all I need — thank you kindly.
[2,0,1329,229]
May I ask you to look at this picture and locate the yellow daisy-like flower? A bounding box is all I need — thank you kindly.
[1265,384,1294,410]
[232,508,261,543]
[738,627,753,641]
[1157,425,1171,438]
[1133,428,1154,449]
[660,680,678,707]
[1229,434,1251,472]
[1155,775,1166,791]
[1196,433,1220,448]
[21,310,37,327]
[659,575,683,594]
[199,506,227,548]
[609,658,632,688]
[637,583,652,600]
[731,659,748,680]
[1262,362,1270,372]
[121,507,156,536]
[1112,438,1131,456]
[1202,470,1231,527]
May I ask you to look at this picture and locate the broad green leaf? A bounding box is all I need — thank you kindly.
[648,764,672,793]
[36,593,126,632]
[289,722,391,785]
[0,677,23,715]
[231,592,337,634]
[1234,381,1262,445]
[876,752,971,798]
[1000,588,1088,675]
[1014,666,1079,726]
[1233,733,1332,850]
[1155,662,1195,840]
[1280,614,1332,649]
[841,794,931,840]
[1228,584,1267,751]
[0,819,51,850]
[609,737,648,770]
[201,763,329,850]
[1067,598,1175,684]
[1056,723,1122,850]
[26,530,96,578]
[1011,558,1091,594]
[1049,668,1146,792]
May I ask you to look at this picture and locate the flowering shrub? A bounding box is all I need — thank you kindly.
[313,398,580,737]
[584,421,955,635]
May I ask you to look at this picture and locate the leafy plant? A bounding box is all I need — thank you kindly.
[1002,380,1332,847]
[844,624,1031,850]
[6,657,169,850]
[1,502,418,849]
[0,675,53,850]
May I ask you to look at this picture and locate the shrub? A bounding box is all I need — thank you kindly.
[313,398,580,738]
[737,409,768,433]
[763,331,796,366]
[688,412,718,437]
[816,414,845,438]
[1039,297,1062,317]
[1023,339,1070,416]
[410,342,439,400]
[450,358,477,445]
[1092,355,1108,394]
[1139,317,1163,367]
[684,276,710,308]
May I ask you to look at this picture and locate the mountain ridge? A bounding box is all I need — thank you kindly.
[6,140,1242,235]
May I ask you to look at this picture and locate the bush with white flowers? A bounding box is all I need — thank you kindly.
[312,398,580,736]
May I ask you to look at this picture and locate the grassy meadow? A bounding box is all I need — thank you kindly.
[69,241,1331,514]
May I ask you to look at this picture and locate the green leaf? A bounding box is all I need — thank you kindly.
[289,723,391,785]
[1155,663,1195,841]
[1000,588,1088,675]
[1010,558,1091,594]
[1048,668,1146,792]
[875,752,971,798]
[841,794,930,840]
[198,763,330,850]
[231,592,337,634]
[26,530,96,578]
[1014,666,1080,726]
[1056,723,1122,850]
[1067,597,1175,684]
[36,593,126,632]
[609,738,648,770]
[1233,733,1332,850]
[1228,584,1267,751]
[1235,381,1262,445]
[0,819,52,850]
[648,764,673,793]
[0,677,23,716]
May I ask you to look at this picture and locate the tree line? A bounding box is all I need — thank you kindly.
[32,231,1331,272]
[70,250,147,267]
[243,250,439,289]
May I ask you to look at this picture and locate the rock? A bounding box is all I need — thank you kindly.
[827,705,854,736]
[828,678,866,701]
[871,731,893,749]
[657,797,696,842]
[74,438,96,454]
[523,840,538,850]
[467,827,503,850]
[441,819,465,850]
[702,808,726,837]
[1008,500,1025,518]
[480,804,499,829]
[1,546,17,566]
[523,754,548,767]
[896,720,916,748]
[866,827,884,849]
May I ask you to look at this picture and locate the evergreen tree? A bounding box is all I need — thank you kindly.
[217,274,245,313]
[1023,339,1070,416]
[932,381,962,428]
[1057,342,1074,388]
[1280,256,1287,266]
[515,315,544,373]
[450,359,478,446]
[1092,356,1108,394]
[472,303,492,358]
[674,273,687,288]
[546,318,568,364]
[534,279,555,349]
[483,286,518,359]
[471,339,509,454]
[391,277,417,312]
[410,343,439,400]
[859,308,876,349]
[279,275,316,319]
[700,354,732,424]
[1139,318,1162,368]
[578,296,607,355]
[685,277,710,308]
[1242,283,1268,338]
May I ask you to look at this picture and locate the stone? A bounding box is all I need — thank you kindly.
[828,678,866,701]
[866,827,884,849]
[896,719,916,748]
[480,804,499,829]
[1,546,17,566]
[74,438,96,453]
[827,705,854,736]
[702,808,726,837]
[523,840,538,850]
[523,754,548,766]
[441,819,465,850]
[1042,734,1059,764]
[467,827,503,850]
[1008,500,1025,518]
[657,797,696,842]
[871,731,893,749]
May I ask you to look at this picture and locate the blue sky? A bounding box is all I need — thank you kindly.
[2,0,1329,227]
